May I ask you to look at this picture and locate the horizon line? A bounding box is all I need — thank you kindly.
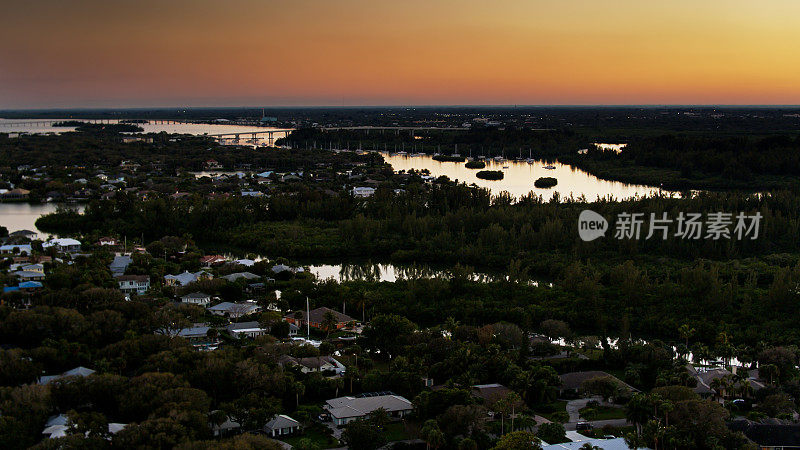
[4,104,800,113]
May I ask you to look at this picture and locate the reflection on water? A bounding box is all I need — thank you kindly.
[381,152,670,201]
[308,262,545,285]
[594,142,627,153]
[0,203,84,239]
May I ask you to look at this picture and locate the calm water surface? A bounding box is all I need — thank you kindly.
[0,203,84,239]
[381,152,670,201]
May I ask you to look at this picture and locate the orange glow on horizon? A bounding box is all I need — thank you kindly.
[2,0,800,108]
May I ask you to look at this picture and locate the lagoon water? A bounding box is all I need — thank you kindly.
[381,152,668,201]
[0,203,84,238]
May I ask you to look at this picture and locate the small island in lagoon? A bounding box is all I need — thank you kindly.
[465,160,486,169]
[535,177,558,188]
[476,170,504,180]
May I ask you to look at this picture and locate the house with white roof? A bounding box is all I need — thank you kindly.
[324,394,413,426]
[0,244,32,254]
[42,238,81,253]
[264,415,300,437]
[352,186,376,198]
[226,321,268,338]
[164,270,213,286]
[181,292,212,306]
[39,366,96,385]
[207,301,261,318]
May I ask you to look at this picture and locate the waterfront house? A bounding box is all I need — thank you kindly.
[1,188,30,200]
[221,272,260,283]
[42,238,82,253]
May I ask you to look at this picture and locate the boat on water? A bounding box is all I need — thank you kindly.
[543,164,556,170]
[396,151,407,156]
[410,152,424,157]
[527,159,535,164]
[502,166,509,169]
[493,156,504,161]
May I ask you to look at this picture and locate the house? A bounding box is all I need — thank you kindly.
[232,259,255,267]
[42,238,82,253]
[264,415,300,437]
[117,275,150,296]
[207,301,261,318]
[1,188,30,200]
[729,419,800,449]
[43,419,127,439]
[174,326,211,341]
[288,322,299,337]
[285,307,355,330]
[7,281,44,292]
[689,365,765,399]
[200,255,228,267]
[324,394,413,426]
[39,366,96,385]
[109,255,133,277]
[221,272,260,283]
[11,270,45,281]
[280,355,346,375]
[19,263,44,273]
[210,414,241,437]
[181,292,212,306]
[164,270,213,286]
[352,187,376,198]
[272,264,305,274]
[226,321,268,339]
[1,244,33,254]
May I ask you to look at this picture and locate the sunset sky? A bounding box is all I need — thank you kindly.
[2,0,799,108]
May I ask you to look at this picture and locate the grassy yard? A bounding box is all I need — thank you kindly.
[384,421,415,442]
[281,423,340,449]
[579,405,627,421]
[534,400,568,422]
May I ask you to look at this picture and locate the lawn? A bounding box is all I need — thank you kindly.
[534,400,568,422]
[281,423,340,449]
[384,421,414,442]
[579,405,627,421]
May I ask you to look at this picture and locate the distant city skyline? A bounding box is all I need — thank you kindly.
[2,0,799,108]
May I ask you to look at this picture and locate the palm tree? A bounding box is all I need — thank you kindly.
[678,324,695,347]
[322,311,338,338]
[625,393,652,435]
